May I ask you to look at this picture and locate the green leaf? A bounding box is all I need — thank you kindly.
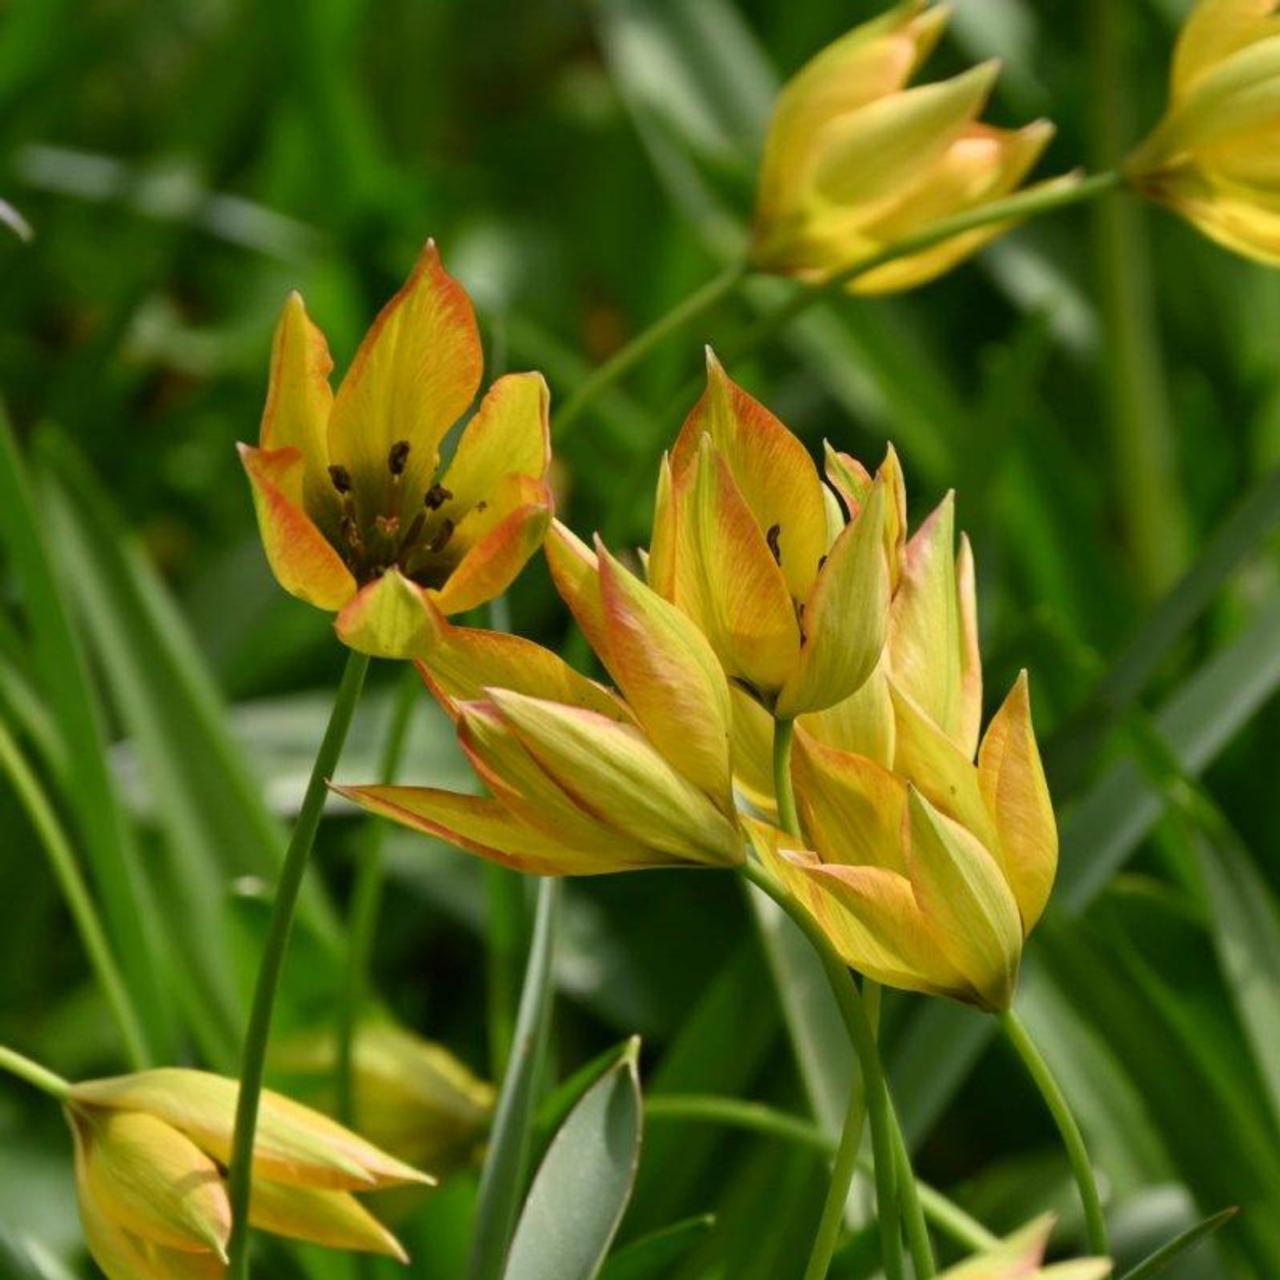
[503,1039,644,1280]
[468,878,561,1280]
[598,1215,715,1280]
[1118,1207,1238,1280]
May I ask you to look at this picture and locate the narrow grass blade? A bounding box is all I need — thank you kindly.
[1117,1207,1237,1280]
[599,1215,716,1280]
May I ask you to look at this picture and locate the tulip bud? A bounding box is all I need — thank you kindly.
[939,1215,1112,1278]
[751,2,1069,293]
[1128,0,1280,263]
[64,1067,430,1276]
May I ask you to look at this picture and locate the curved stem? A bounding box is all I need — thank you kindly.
[643,1094,997,1253]
[336,667,420,1127]
[892,1103,936,1277]
[998,1009,1109,1255]
[552,260,748,439]
[0,719,149,1070]
[0,1044,70,1101]
[226,649,371,1279]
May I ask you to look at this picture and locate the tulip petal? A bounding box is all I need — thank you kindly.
[249,1180,408,1261]
[648,453,678,598]
[334,567,432,658]
[678,434,801,697]
[545,518,611,657]
[978,672,1058,934]
[1172,0,1280,100]
[238,443,356,611]
[70,1069,431,1191]
[487,688,743,865]
[777,468,889,716]
[956,531,982,757]
[597,540,734,810]
[333,783,662,875]
[328,240,482,527]
[791,729,907,872]
[729,684,778,812]
[803,658,895,767]
[745,817,964,997]
[72,1120,223,1280]
[411,605,625,724]
[436,372,550,513]
[889,680,1000,854]
[938,1213,1054,1279]
[259,291,335,522]
[812,62,1000,213]
[80,1110,231,1258]
[906,788,1023,1010]
[888,492,970,748]
[428,476,552,616]
[672,352,828,602]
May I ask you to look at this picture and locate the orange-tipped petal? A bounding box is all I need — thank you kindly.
[673,352,828,602]
[259,291,335,521]
[597,541,734,809]
[648,454,678,598]
[70,1069,430,1191]
[436,372,550,512]
[238,443,357,611]
[681,434,801,697]
[333,784,660,875]
[249,1181,408,1261]
[334,567,433,658]
[430,477,552,616]
[79,1110,231,1258]
[487,688,742,866]
[977,672,1058,934]
[777,469,889,717]
[955,531,982,758]
[545,518,610,658]
[791,730,907,873]
[328,240,482,527]
[905,788,1023,1010]
[413,607,625,723]
[888,492,969,748]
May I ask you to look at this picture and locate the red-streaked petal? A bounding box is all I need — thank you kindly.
[238,443,356,611]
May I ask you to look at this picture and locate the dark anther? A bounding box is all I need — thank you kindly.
[427,518,455,555]
[475,500,487,513]
[424,483,453,510]
[817,554,828,572]
[388,440,411,476]
[766,523,782,564]
[328,464,352,494]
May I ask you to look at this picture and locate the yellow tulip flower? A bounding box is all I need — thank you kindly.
[64,1067,432,1277]
[273,1021,493,1175]
[751,0,1070,293]
[334,571,743,875]
[1127,0,1280,263]
[738,445,1055,1008]
[239,240,553,658]
[649,352,890,718]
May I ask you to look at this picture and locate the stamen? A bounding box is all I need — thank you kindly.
[396,511,426,565]
[424,483,453,510]
[388,441,411,476]
[766,523,782,564]
[817,554,828,572]
[328,464,352,494]
[375,514,401,538]
[427,518,455,555]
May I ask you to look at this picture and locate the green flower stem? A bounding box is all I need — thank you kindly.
[891,1098,937,1278]
[0,1044,70,1101]
[771,716,802,835]
[0,719,149,1071]
[551,259,749,439]
[998,1008,1109,1256]
[336,666,420,1127]
[643,1094,997,1253]
[226,648,371,1280]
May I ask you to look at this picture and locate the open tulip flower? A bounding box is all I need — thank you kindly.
[750,0,1073,293]
[63,1067,432,1277]
[1127,0,1280,264]
[744,447,1056,1010]
[939,1215,1111,1279]
[239,239,553,658]
[333,566,743,875]
[648,351,890,718]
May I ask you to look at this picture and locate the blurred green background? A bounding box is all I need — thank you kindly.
[3,0,1280,1276]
